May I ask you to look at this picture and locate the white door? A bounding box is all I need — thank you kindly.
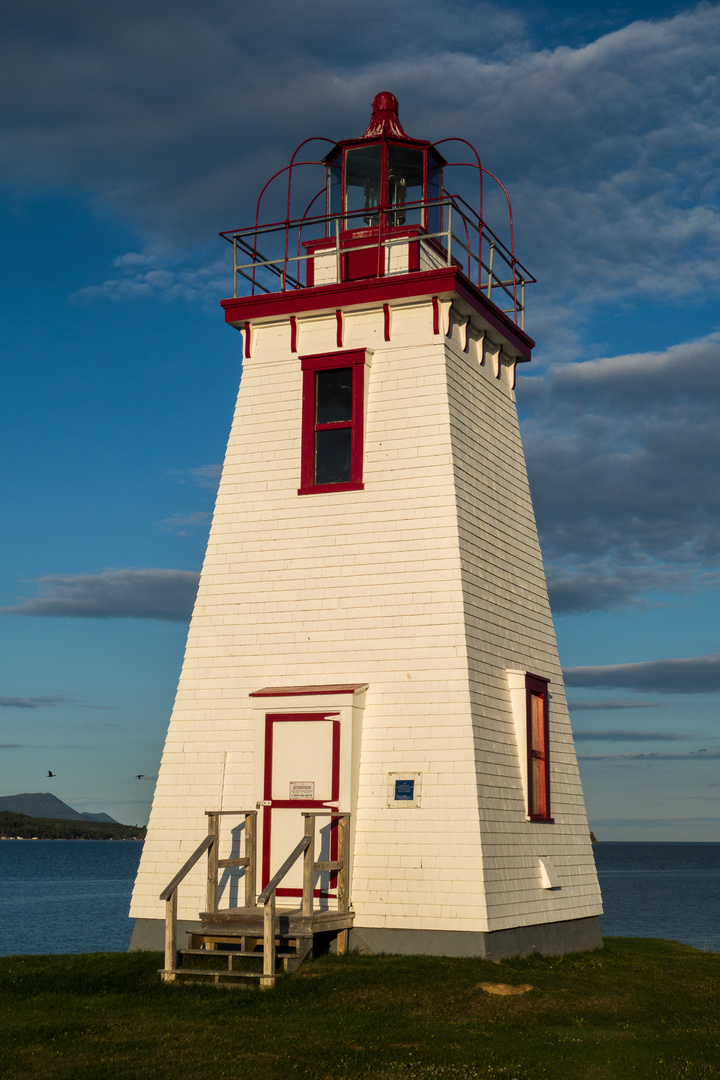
[261,712,340,900]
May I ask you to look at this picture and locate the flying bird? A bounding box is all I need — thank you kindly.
[136,774,145,779]
[47,771,56,777]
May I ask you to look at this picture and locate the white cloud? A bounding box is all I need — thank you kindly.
[579,750,720,760]
[518,332,720,610]
[563,652,720,693]
[1,569,199,621]
[573,730,689,741]
[70,255,227,304]
[0,0,718,315]
[0,696,69,708]
[568,700,667,711]
[160,511,212,535]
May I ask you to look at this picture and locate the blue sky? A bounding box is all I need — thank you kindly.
[1,0,718,839]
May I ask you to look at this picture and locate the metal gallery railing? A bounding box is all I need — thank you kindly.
[220,197,534,328]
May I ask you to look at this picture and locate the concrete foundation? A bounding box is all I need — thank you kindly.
[130,918,201,953]
[129,915,602,960]
[350,916,602,960]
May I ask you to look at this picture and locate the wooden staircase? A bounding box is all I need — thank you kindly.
[159,809,353,988]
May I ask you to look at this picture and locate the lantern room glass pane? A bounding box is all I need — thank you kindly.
[316,368,352,423]
[315,427,352,484]
[427,161,442,235]
[328,161,342,217]
[387,145,424,227]
[345,146,382,226]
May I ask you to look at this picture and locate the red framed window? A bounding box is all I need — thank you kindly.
[526,674,552,822]
[298,349,367,495]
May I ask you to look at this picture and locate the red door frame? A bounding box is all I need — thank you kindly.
[262,712,341,897]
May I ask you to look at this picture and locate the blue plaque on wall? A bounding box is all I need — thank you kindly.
[394,779,415,801]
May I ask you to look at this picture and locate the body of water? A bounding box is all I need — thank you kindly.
[0,840,142,955]
[0,839,718,955]
[594,842,720,953]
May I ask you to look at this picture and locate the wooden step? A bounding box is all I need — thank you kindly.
[181,948,298,958]
[160,967,264,984]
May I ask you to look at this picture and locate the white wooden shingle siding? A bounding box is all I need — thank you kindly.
[131,294,602,935]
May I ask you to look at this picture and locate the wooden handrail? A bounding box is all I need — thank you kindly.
[258,834,313,989]
[257,835,311,903]
[159,833,214,901]
[160,809,350,986]
[160,809,258,981]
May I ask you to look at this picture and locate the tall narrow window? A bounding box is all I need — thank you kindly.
[299,349,368,495]
[526,674,552,822]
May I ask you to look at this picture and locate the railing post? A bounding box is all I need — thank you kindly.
[245,811,257,908]
[261,892,276,989]
[335,217,341,284]
[337,814,350,914]
[206,812,219,914]
[302,814,315,917]
[446,201,453,267]
[163,892,178,980]
[487,241,495,299]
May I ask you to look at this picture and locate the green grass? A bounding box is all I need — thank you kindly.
[0,939,718,1079]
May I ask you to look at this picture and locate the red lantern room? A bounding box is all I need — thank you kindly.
[319,91,446,279]
[220,92,534,330]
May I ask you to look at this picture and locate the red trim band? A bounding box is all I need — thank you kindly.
[250,684,367,697]
[221,266,535,361]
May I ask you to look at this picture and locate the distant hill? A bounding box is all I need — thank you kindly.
[0,793,118,824]
[0,811,145,841]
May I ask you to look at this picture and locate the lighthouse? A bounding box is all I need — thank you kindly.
[130,93,602,974]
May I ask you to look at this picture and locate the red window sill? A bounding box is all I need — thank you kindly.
[297,481,364,496]
[528,815,555,824]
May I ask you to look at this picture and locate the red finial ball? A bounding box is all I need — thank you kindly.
[361,91,407,139]
[372,91,399,114]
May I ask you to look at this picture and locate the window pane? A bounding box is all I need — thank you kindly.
[345,146,382,224]
[530,692,544,753]
[315,427,352,484]
[387,145,424,226]
[531,757,544,816]
[316,368,352,423]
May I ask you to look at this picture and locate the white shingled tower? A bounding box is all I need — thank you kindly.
[130,93,602,979]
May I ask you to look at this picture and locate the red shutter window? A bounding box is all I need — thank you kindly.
[298,349,367,495]
[526,674,552,822]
